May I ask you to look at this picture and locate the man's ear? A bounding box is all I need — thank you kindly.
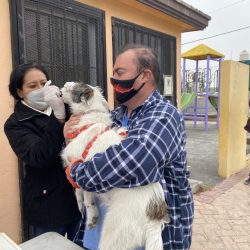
[142,69,152,82]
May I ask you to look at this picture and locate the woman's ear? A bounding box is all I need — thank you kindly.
[17,88,23,99]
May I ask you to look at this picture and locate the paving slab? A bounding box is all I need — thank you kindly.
[191,165,250,250]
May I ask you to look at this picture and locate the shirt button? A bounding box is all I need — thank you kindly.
[43,189,47,195]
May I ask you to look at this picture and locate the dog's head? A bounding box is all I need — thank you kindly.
[61,82,109,115]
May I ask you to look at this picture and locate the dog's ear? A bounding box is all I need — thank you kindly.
[72,84,94,103]
[80,87,94,102]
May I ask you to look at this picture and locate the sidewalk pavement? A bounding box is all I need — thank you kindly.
[186,120,250,189]
[185,121,224,187]
[191,165,250,250]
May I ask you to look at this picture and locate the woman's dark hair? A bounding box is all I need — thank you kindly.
[9,63,49,100]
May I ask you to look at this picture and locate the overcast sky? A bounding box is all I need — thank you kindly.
[182,0,250,61]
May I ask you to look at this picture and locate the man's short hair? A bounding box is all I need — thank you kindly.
[117,44,160,85]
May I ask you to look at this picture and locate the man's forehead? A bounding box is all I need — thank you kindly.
[117,49,135,59]
[114,51,136,68]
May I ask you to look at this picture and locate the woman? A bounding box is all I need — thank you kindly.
[4,64,81,240]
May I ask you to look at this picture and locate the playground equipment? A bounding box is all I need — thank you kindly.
[181,92,196,111]
[181,44,224,129]
[208,94,219,111]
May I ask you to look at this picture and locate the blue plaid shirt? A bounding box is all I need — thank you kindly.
[71,90,194,250]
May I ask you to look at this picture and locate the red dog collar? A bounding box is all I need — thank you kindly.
[65,124,93,140]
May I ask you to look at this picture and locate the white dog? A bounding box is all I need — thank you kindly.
[61,82,170,250]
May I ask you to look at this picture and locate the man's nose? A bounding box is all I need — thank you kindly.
[113,72,118,78]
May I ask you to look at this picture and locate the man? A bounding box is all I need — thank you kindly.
[66,44,194,249]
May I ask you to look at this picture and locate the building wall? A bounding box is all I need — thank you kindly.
[0,0,22,244]
[0,0,189,243]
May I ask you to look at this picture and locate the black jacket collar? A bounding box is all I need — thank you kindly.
[14,101,46,121]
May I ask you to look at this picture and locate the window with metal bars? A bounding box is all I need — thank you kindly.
[112,18,176,105]
[10,0,106,91]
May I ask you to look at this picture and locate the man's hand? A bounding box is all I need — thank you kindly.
[63,115,81,139]
[65,159,83,189]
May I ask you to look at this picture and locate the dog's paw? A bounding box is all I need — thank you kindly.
[87,216,99,229]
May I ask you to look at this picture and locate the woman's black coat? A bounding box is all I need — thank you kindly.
[4,101,81,227]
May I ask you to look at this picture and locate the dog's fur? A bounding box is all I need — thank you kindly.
[61,82,170,250]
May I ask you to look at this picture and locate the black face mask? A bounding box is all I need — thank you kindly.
[110,71,143,90]
[115,82,146,104]
[110,71,145,104]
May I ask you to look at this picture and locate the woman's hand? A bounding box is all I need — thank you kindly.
[63,115,81,139]
[43,81,66,122]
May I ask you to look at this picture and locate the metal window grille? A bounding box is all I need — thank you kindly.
[10,0,106,91]
[112,18,176,105]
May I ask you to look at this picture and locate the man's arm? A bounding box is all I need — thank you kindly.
[70,112,184,192]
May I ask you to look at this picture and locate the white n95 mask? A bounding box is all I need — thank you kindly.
[26,80,51,111]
